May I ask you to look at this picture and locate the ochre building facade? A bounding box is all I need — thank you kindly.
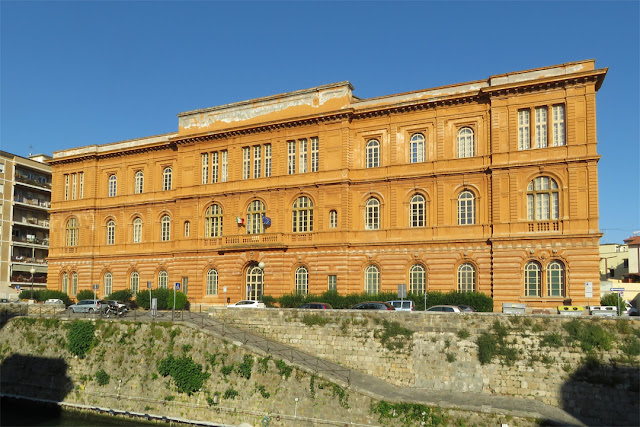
[47,60,607,310]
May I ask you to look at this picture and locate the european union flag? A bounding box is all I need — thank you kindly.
[262,215,271,226]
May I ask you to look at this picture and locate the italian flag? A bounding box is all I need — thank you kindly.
[236,217,245,225]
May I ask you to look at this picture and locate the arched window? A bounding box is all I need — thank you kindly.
[365,198,380,230]
[293,196,314,233]
[163,167,172,191]
[527,177,559,221]
[457,263,475,292]
[295,266,309,295]
[458,190,475,225]
[61,273,69,293]
[71,272,78,295]
[184,221,190,237]
[205,204,223,237]
[524,261,542,297]
[130,271,140,295]
[108,174,117,197]
[206,269,218,295]
[247,200,265,235]
[66,218,78,246]
[134,170,144,194]
[547,261,565,297]
[409,264,426,294]
[410,133,425,163]
[365,265,380,294]
[366,139,380,168]
[457,127,475,158]
[133,217,142,243]
[410,194,426,227]
[246,265,263,300]
[329,210,338,228]
[161,215,171,241]
[158,270,168,289]
[103,272,112,297]
[106,220,115,245]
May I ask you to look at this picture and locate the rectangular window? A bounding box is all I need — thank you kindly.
[535,107,547,148]
[287,140,296,174]
[243,147,251,179]
[221,150,228,182]
[253,145,261,178]
[552,105,565,146]
[299,138,307,173]
[212,151,219,183]
[79,172,84,199]
[518,109,530,150]
[328,275,337,292]
[64,174,69,200]
[0,162,4,173]
[311,137,319,172]
[201,153,209,184]
[71,173,77,200]
[0,183,3,194]
[182,277,188,296]
[264,144,272,177]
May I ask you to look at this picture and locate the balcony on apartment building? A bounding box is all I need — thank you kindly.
[14,170,52,191]
[13,216,49,229]
[13,194,51,210]
[12,235,49,248]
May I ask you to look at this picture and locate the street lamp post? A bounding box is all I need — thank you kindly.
[30,267,36,301]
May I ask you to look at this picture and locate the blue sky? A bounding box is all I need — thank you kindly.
[1,1,638,244]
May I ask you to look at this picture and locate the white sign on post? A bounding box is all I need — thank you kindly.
[585,281,593,298]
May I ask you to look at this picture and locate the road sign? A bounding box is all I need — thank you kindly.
[174,282,181,291]
[15,285,21,291]
[397,284,407,299]
[610,288,625,292]
[584,282,593,298]
[147,281,152,289]
[92,284,99,290]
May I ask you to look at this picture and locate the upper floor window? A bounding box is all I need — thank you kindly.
[293,196,313,233]
[133,217,142,243]
[79,172,84,199]
[106,220,115,245]
[184,221,190,237]
[457,190,475,225]
[287,140,296,174]
[206,269,218,295]
[265,144,272,177]
[130,271,139,295]
[135,171,144,194]
[365,198,380,230]
[410,133,425,163]
[64,172,84,200]
[527,177,559,221]
[409,264,425,294]
[328,275,337,292]
[310,137,319,172]
[71,173,77,200]
[299,138,308,173]
[364,265,380,294]
[221,150,228,182]
[201,153,209,184]
[410,194,426,227]
[64,174,69,200]
[329,210,338,228]
[66,218,78,246]
[295,266,309,295]
[243,147,251,179]
[202,151,226,184]
[457,127,475,158]
[158,270,168,289]
[288,137,318,174]
[247,200,265,235]
[108,174,117,197]
[161,215,171,241]
[457,263,476,292]
[366,139,380,168]
[163,167,172,191]
[519,104,566,150]
[103,272,112,296]
[205,204,223,237]
[253,146,262,178]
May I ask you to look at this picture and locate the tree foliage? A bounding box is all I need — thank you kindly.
[67,320,95,358]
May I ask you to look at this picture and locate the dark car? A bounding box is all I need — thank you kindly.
[350,301,395,310]
[299,302,333,309]
[457,305,476,312]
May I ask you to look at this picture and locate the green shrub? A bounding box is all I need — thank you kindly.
[107,289,134,305]
[456,329,471,340]
[563,319,613,351]
[476,332,497,364]
[67,320,95,358]
[540,332,563,347]
[371,401,446,426]
[76,290,97,301]
[223,388,239,400]
[600,293,623,308]
[255,385,270,398]
[377,320,413,351]
[95,369,110,386]
[18,290,71,304]
[136,288,188,310]
[274,359,293,379]
[236,355,254,379]
[620,336,640,357]
[302,314,331,327]
[157,355,209,395]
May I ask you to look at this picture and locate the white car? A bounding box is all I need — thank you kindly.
[227,300,265,308]
[425,305,462,313]
[45,299,64,305]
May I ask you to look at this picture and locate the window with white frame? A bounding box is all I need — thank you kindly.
[247,200,265,234]
[365,198,380,230]
[527,177,559,221]
[329,210,337,228]
[133,217,142,243]
[524,260,565,297]
[108,174,117,197]
[299,139,308,173]
[287,140,296,174]
[205,204,223,237]
[534,106,547,148]
[212,151,219,183]
[253,145,261,178]
[163,167,172,191]
[410,133,425,163]
[366,139,380,168]
[66,218,78,246]
[295,266,309,295]
[518,109,531,150]
[552,105,565,147]
[457,127,474,158]
[311,137,319,172]
[184,221,190,237]
[71,173,77,200]
[79,172,84,199]
[71,272,78,295]
[519,104,566,150]
[106,219,115,245]
[409,264,425,294]
[103,272,112,296]
[221,150,228,182]
[62,273,69,293]
[201,153,209,184]
[524,261,541,296]
[161,215,171,241]
[547,260,565,297]
[457,263,475,292]
[410,194,426,227]
[158,270,168,289]
[292,196,313,233]
[328,275,337,292]
[457,190,475,225]
[135,171,144,194]
[206,269,218,295]
[130,271,139,295]
[243,147,251,179]
[364,265,380,294]
[265,144,272,177]
[182,277,188,296]
[64,174,70,200]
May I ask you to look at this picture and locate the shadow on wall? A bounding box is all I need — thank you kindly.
[561,361,639,426]
[0,305,28,331]
[0,354,73,425]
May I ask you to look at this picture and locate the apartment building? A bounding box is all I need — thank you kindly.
[46,60,607,310]
[0,151,52,299]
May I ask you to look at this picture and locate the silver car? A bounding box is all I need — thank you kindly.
[68,299,104,313]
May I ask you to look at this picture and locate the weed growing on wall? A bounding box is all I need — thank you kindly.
[255,385,270,398]
[331,384,349,408]
[223,388,239,400]
[456,329,470,340]
[375,320,414,351]
[157,354,210,395]
[563,319,613,351]
[67,320,95,358]
[540,332,563,347]
[236,355,254,379]
[475,321,517,365]
[95,369,110,386]
[302,314,332,327]
[275,359,293,379]
[257,355,271,373]
[370,401,446,426]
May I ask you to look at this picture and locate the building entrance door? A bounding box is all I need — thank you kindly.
[246,264,263,301]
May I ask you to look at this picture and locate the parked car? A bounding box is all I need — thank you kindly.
[386,300,414,311]
[425,305,462,313]
[350,301,395,310]
[227,300,265,308]
[457,305,476,312]
[68,299,105,313]
[298,302,333,309]
[106,300,129,311]
[44,299,64,305]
